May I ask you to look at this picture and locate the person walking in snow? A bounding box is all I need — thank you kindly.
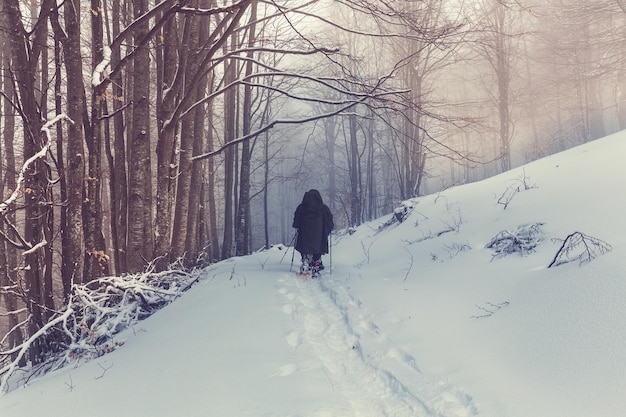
[292,189,334,277]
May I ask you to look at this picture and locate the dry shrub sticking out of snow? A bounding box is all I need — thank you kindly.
[548,231,613,268]
[485,223,545,260]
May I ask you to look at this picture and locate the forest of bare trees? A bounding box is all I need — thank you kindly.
[1,0,626,375]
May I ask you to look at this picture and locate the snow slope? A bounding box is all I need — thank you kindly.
[1,131,626,417]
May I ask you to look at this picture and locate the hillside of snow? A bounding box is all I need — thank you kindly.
[1,131,626,417]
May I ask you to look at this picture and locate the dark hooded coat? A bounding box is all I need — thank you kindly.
[292,190,334,255]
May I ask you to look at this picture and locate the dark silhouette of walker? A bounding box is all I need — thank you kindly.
[292,189,334,277]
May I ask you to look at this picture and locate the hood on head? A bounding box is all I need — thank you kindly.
[302,189,323,208]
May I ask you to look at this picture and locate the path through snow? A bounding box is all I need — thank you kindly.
[276,273,478,417]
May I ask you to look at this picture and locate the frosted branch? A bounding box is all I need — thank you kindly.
[91,46,112,87]
[0,262,204,393]
[0,114,73,216]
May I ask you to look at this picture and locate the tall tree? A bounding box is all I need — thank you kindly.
[2,0,56,363]
[0,18,23,358]
[52,0,88,287]
[127,0,155,272]
[171,7,204,262]
[84,0,110,280]
[154,6,182,269]
[235,0,259,256]
[470,0,519,172]
[185,1,213,261]
[109,0,129,274]
[221,38,239,260]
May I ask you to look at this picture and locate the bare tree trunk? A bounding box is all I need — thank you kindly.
[185,1,213,263]
[127,0,154,272]
[171,10,203,262]
[110,0,129,274]
[154,10,181,269]
[235,118,252,255]
[323,115,338,212]
[84,0,110,281]
[494,3,511,172]
[221,49,237,259]
[365,115,376,221]
[38,10,55,317]
[263,128,270,249]
[348,113,361,226]
[3,0,56,363]
[0,28,23,357]
[206,102,221,261]
[52,32,73,299]
[186,89,208,261]
[235,0,258,256]
[51,0,87,287]
[521,33,541,160]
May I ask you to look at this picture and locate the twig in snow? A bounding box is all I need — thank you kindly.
[95,362,113,380]
[470,301,510,319]
[65,374,75,391]
[403,247,414,282]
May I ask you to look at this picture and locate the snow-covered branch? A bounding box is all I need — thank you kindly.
[0,263,204,393]
[91,46,111,87]
[0,310,71,392]
[179,0,254,15]
[0,114,73,216]
[548,232,613,268]
[485,223,544,260]
[22,240,48,256]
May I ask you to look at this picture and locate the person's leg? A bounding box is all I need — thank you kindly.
[299,253,309,274]
[300,254,316,274]
[311,254,322,277]
[314,253,325,270]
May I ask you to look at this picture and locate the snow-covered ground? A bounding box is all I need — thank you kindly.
[2,131,626,417]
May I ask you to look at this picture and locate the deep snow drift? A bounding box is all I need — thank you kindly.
[1,131,626,417]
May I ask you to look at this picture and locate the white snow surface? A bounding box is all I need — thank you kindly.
[2,131,626,416]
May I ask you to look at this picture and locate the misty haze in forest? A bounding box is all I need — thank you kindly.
[1,0,625,376]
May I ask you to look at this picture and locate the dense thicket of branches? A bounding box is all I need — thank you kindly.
[1,0,626,374]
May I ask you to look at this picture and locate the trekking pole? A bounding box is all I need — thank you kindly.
[329,232,332,275]
[288,232,298,272]
[281,232,297,264]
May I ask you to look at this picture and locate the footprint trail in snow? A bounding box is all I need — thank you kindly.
[277,275,478,417]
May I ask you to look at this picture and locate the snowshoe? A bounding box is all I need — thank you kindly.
[297,256,312,277]
[310,260,321,278]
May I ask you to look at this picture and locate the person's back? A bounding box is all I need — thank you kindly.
[293,190,333,277]
[293,191,324,254]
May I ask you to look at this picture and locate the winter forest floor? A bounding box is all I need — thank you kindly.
[2,131,626,417]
